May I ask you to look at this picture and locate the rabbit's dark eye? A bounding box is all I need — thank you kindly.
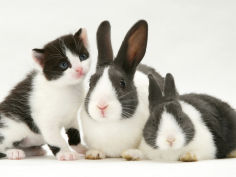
[120,79,126,89]
[59,61,69,70]
[79,53,88,61]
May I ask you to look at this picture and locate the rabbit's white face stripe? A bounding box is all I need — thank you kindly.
[156,110,186,150]
[88,67,122,121]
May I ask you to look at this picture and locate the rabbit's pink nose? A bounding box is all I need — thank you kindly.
[166,136,175,146]
[97,104,108,118]
[97,105,108,111]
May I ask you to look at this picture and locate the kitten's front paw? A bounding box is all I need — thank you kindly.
[6,149,26,160]
[71,144,88,155]
[179,152,198,162]
[122,149,143,161]
[56,151,79,161]
[85,150,105,160]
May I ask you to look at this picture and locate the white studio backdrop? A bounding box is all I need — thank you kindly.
[0,0,235,105]
[0,0,236,177]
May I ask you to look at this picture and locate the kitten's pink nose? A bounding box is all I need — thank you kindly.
[166,136,175,146]
[75,67,83,75]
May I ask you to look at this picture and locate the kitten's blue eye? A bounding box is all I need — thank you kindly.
[79,54,88,61]
[59,61,69,70]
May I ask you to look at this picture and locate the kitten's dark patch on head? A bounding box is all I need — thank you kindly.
[66,128,81,145]
[0,71,39,133]
[48,145,60,155]
[34,31,89,81]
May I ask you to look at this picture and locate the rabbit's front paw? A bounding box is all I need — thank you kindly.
[85,150,105,160]
[227,150,236,158]
[122,149,143,161]
[56,151,79,161]
[179,152,198,162]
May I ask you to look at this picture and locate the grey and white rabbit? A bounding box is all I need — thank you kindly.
[80,20,164,160]
[139,73,236,161]
[0,28,91,160]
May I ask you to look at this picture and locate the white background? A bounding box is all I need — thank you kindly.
[0,0,236,177]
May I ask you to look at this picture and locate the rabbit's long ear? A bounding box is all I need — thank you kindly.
[164,73,178,98]
[114,20,148,79]
[97,21,113,67]
[148,74,162,109]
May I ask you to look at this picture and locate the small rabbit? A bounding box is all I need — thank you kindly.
[80,20,164,160]
[139,73,236,162]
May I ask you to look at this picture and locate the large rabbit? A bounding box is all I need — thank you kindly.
[80,20,164,160]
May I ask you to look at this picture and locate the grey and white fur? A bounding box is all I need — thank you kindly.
[139,73,236,161]
[80,20,164,160]
[0,28,91,160]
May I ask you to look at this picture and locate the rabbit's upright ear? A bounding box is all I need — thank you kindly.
[148,74,162,109]
[96,21,113,67]
[114,20,148,78]
[164,73,178,98]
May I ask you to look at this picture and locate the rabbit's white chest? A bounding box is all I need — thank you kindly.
[139,139,182,161]
[81,105,148,157]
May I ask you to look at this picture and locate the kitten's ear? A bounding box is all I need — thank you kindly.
[164,73,178,98]
[74,28,89,48]
[32,48,45,67]
[114,20,148,78]
[148,74,162,109]
[96,21,113,67]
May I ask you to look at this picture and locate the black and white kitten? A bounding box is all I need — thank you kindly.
[0,28,91,160]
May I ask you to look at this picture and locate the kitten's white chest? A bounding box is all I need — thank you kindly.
[30,74,84,127]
